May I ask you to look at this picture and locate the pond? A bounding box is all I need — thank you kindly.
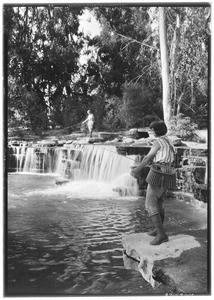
[6,173,166,296]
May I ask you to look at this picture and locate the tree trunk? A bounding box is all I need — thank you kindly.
[190,80,196,107]
[159,7,171,127]
[170,12,180,116]
[176,92,184,115]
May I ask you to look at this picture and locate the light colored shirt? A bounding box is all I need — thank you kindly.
[153,136,175,164]
[87,113,94,122]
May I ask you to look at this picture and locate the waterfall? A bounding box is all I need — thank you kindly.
[10,144,139,196]
[78,145,132,181]
[8,146,27,172]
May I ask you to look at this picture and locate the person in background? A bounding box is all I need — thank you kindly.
[82,110,95,138]
[130,120,176,246]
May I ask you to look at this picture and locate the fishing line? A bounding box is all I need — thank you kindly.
[47,121,140,163]
[92,144,138,162]
[50,121,83,134]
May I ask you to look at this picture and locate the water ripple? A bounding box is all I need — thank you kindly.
[7,173,150,295]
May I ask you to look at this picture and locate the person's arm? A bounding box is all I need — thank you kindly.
[82,116,89,123]
[130,140,160,178]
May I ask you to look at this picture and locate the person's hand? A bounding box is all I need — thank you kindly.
[130,166,139,178]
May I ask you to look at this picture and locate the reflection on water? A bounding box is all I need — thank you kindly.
[7,173,163,296]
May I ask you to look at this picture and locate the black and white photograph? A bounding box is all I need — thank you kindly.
[4,0,211,296]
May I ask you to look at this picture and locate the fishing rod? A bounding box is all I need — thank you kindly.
[50,121,84,133]
[49,122,139,162]
[92,144,139,162]
[47,121,140,163]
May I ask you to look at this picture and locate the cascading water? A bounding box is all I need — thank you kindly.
[9,146,27,172]
[78,145,139,196]
[22,147,59,173]
[11,144,140,197]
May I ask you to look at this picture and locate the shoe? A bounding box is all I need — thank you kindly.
[147,212,165,237]
[150,234,169,245]
[147,229,157,236]
[149,213,169,246]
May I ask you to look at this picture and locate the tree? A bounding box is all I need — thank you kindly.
[91,6,162,129]
[5,4,210,133]
[119,82,161,129]
[148,6,209,127]
[5,5,85,131]
[173,7,210,126]
[159,7,171,127]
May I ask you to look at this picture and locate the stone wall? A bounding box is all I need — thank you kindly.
[175,147,207,203]
[116,144,208,203]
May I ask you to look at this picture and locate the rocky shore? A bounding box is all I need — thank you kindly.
[122,194,208,295]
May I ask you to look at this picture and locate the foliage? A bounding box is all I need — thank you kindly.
[167,7,210,119]
[5,5,210,134]
[22,89,49,132]
[118,82,161,129]
[168,114,198,141]
[5,5,84,132]
[90,88,106,131]
[102,96,124,131]
[93,6,159,94]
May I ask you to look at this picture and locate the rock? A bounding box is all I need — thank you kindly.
[105,137,123,143]
[122,233,201,292]
[137,132,150,139]
[122,137,135,144]
[128,129,149,139]
[129,128,138,133]
[167,135,183,146]
[65,140,74,144]
[195,130,207,143]
[55,178,70,185]
[134,138,149,146]
[113,187,131,196]
[57,142,65,146]
[128,128,138,138]
[37,139,58,146]
[112,173,139,196]
[181,141,207,149]
[73,139,90,145]
[88,137,105,144]
[9,141,22,146]
[98,132,119,141]
[66,159,80,169]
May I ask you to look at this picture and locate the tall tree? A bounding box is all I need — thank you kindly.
[6,5,210,132]
[159,7,171,127]
[5,5,85,131]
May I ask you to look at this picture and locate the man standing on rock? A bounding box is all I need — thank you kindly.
[131,120,176,246]
[82,110,95,138]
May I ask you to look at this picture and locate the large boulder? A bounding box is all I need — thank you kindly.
[37,139,58,147]
[122,232,203,293]
[122,137,135,144]
[98,132,120,141]
[195,130,207,143]
[128,128,150,139]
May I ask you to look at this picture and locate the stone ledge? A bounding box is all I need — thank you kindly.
[122,230,208,295]
[152,230,208,294]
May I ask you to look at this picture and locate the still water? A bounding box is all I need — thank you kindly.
[6,173,166,296]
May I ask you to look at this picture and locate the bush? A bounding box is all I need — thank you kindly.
[168,114,198,141]
[118,82,160,129]
[102,96,124,131]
